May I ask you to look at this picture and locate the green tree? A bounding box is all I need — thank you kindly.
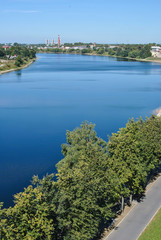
[108,49,115,55]
[56,122,121,240]
[0,175,58,240]
[137,116,161,176]
[120,50,129,57]
[116,48,123,56]
[1,117,161,239]
[139,45,152,59]
[97,48,105,54]
[0,48,5,57]
[29,49,36,59]
[15,56,23,67]
[128,50,140,58]
[81,49,91,54]
[108,119,148,197]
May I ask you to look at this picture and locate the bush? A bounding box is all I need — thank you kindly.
[15,56,23,67]
[128,50,140,58]
[97,48,105,54]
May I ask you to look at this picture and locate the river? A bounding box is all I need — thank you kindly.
[0,53,161,207]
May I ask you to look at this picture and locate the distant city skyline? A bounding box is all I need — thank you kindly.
[1,0,161,44]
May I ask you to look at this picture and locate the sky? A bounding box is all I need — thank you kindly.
[1,0,161,44]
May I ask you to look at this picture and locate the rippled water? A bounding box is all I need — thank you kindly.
[0,54,161,206]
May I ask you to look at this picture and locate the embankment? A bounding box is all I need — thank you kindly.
[0,58,37,75]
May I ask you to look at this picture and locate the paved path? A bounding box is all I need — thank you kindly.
[105,175,161,240]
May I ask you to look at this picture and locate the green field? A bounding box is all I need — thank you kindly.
[139,207,161,240]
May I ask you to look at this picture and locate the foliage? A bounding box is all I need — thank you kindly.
[108,49,115,55]
[138,116,161,175]
[128,50,140,58]
[0,49,5,57]
[81,49,92,54]
[106,44,152,59]
[0,175,58,240]
[97,48,105,54]
[108,116,161,197]
[36,43,152,60]
[15,56,23,67]
[47,48,63,53]
[1,116,161,239]
[56,122,121,240]
[0,46,36,60]
[139,45,152,58]
[108,118,147,196]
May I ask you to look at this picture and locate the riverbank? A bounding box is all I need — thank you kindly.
[155,108,161,117]
[0,58,37,75]
[38,50,161,65]
[85,52,161,64]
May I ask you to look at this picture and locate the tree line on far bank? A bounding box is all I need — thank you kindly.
[38,44,152,59]
[0,115,161,240]
[106,44,152,59]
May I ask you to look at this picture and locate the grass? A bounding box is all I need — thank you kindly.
[138,207,161,240]
[0,58,36,73]
[146,57,161,61]
[0,60,16,71]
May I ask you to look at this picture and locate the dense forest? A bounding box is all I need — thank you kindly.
[0,115,161,239]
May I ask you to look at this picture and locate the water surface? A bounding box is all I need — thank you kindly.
[0,54,161,206]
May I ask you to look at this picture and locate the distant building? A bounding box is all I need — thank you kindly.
[10,55,17,60]
[64,46,70,50]
[108,45,119,49]
[151,46,161,52]
[151,46,161,57]
[2,46,11,50]
[58,35,60,48]
[89,44,94,49]
[73,45,87,50]
[46,39,49,46]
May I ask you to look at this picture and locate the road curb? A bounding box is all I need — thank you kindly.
[105,202,137,240]
[104,174,161,240]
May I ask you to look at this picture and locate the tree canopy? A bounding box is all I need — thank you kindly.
[1,116,161,239]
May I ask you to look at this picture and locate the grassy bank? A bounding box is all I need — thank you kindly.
[38,50,161,65]
[86,52,161,64]
[0,58,37,75]
[138,207,161,240]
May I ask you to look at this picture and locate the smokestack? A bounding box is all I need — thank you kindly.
[58,35,60,48]
[46,39,49,46]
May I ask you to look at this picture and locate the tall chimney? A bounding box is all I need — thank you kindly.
[58,35,60,48]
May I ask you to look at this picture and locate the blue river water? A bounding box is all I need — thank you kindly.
[0,53,161,207]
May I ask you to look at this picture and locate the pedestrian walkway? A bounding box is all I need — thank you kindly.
[105,175,161,240]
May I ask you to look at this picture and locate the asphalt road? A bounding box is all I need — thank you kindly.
[105,175,161,240]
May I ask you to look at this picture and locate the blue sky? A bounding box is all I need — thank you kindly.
[1,0,161,44]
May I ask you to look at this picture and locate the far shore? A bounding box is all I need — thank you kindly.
[85,52,161,64]
[1,52,161,77]
[155,108,161,117]
[0,58,37,75]
[37,50,161,65]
